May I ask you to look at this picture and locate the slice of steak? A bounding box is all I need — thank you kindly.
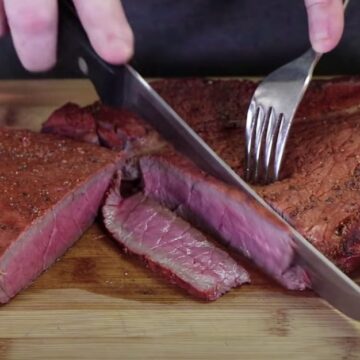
[43,103,166,182]
[102,175,250,300]
[140,151,310,290]
[0,127,119,303]
[153,77,360,274]
[43,102,165,156]
[91,103,160,153]
[42,103,99,144]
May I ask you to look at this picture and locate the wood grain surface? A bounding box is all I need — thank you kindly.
[0,80,359,360]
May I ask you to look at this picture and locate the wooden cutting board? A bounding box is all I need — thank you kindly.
[0,80,359,360]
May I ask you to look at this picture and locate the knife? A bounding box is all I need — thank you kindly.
[59,0,359,320]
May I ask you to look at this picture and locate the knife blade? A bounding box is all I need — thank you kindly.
[59,0,360,320]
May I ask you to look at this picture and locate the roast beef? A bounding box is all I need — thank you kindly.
[0,127,119,302]
[102,175,250,300]
[153,77,360,273]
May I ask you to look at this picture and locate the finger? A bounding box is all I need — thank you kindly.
[0,0,6,36]
[305,0,344,53]
[3,0,57,72]
[73,0,134,64]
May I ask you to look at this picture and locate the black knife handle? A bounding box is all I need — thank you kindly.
[58,0,127,103]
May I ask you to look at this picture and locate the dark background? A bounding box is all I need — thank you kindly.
[0,0,359,79]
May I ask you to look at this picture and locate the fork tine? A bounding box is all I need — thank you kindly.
[253,105,267,183]
[269,113,286,182]
[263,108,281,183]
[245,100,257,180]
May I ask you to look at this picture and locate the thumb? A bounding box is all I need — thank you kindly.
[305,0,345,53]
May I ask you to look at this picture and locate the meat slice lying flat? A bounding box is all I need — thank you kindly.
[140,152,310,290]
[0,127,119,302]
[154,77,360,274]
[103,176,250,300]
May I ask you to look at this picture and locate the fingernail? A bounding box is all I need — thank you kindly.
[311,20,331,52]
[312,24,329,41]
[93,31,134,64]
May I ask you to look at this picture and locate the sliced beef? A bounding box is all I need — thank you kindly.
[0,127,119,302]
[43,102,166,182]
[140,151,309,290]
[42,103,99,144]
[153,77,360,273]
[102,175,250,300]
[91,102,162,154]
[43,102,165,156]
[42,76,360,287]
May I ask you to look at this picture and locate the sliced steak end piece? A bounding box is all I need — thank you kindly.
[140,152,310,290]
[102,175,250,300]
[42,103,166,182]
[0,127,119,303]
[42,102,99,144]
[43,102,166,156]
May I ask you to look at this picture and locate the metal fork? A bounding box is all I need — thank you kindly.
[245,0,349,185]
